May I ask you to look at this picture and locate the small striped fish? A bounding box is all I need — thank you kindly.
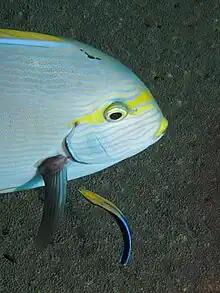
[79,188,132,265]
[0,29,168,262]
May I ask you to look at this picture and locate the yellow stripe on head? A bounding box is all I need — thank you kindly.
[79,188,123,215]
[127,90,152,109]
[70,90,155,126]
[0,29,64,43]
[79,189,100,202]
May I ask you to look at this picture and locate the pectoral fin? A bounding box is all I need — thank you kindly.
[79,189,132,265]
[35,155,68,251]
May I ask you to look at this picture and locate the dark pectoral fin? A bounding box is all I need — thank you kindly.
[35,155,68,251]
[79,189,132,265]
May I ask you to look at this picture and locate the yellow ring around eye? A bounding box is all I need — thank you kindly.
[104,102,129,122]
[69,90,154,125]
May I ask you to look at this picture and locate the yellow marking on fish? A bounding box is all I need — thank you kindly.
[80,189,99,201]
[0,29,64,42]
[79,188,122,214]
[69,90,154,126]
[154,116,168,138]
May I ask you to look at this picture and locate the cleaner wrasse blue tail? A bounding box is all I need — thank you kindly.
[35,155,68,250]
[79,189,132,265]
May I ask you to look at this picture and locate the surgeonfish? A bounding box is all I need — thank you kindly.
[0,29,168,263]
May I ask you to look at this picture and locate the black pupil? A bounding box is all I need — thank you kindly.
[110,112,122,120]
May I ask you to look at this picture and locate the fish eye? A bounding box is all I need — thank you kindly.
[104,102,129,122]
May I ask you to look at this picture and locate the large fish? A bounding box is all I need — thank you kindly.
[0,29,168,263]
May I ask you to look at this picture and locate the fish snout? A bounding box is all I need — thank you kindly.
[154,116,168,139]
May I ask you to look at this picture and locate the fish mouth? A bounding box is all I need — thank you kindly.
[153,116,168,139]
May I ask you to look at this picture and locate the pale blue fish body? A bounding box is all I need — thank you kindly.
[0,29,168,194]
